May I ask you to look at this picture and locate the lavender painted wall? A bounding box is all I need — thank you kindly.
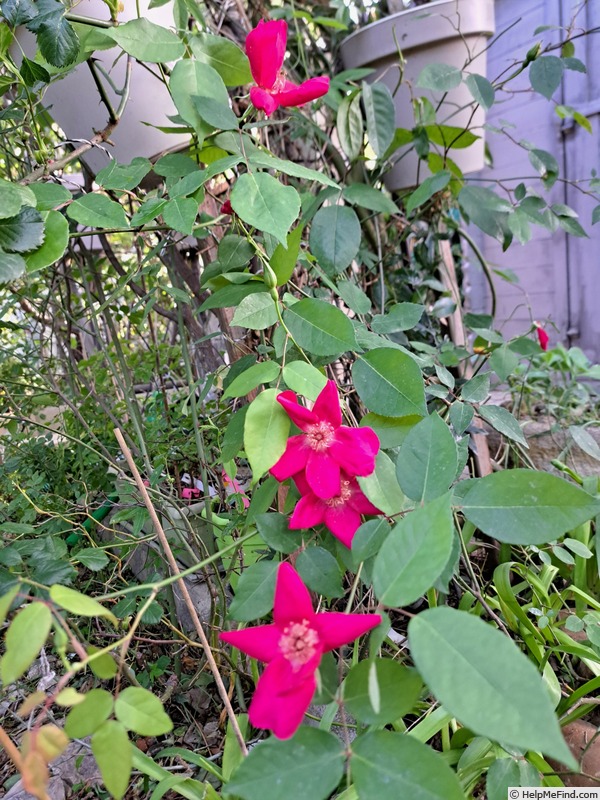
[467,0,600,362]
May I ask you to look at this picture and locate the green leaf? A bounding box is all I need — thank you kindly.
[200,282,266,311]
[103,18,184,62]
[425,124,479,150]
[67,194,128,229]
[114,687,173,736]
[96,157,152,191]
[29,183,71,212]
[192,94,239,130]
[296,546,344,597]
[0,207,44,252]
[396,414,458,502]
[0,177,35,218]
[362,81,395,158]
[449,401,474,435]
[20,55,49,85]
[352,731,465,800]
[461,469,600,545]
[282,361,327,401]
[570,425,600,461]
[344,660,422,725]
[232,173,300,245]
[65,688,114,738]
[284,298,357,356]
[459,186,511,242]
[2,0,37,26]
[189,32,252,86]
[153,153,198,178]
[248,152,338,189]
[357,451,405,516]
[337,92,364,161]
[26,0,80,67]
[529,56,564,99]
[87,645,118,680]
[74,548,109,571]
[91,720,132,800]
[352,349,427,418]
[223,714,249,783]
[486,758,523,800]
[255,513,300,555]
[417,63,463,91]
[478,405,528,448]
[169,60,229,140]
[461,373,490,403]
[218,235,254,270]
[271,224,303,286]
[351,518,391,564]
[337,280,371,314]
[464,73,495,110]
[373,493,454,607]
[0,251,26,283]
[49,585,117,625]
[405,171,451,215]
[371,302,424,333]
[409,607,575,766]
[223,361,280,399]
[1,602,52,685]
[162,197,198,236]
[228,560,279,622]
[131,198,168,226]
[231,293,278,330]
[25,211,69,272]
[343,184,398,215]
[244,388,290,482]
[223,728,345,800]
[309,204,361,275]
[0,585,20,627]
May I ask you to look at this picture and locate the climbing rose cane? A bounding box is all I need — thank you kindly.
[290,472,381,548]
[220,563,381,739]
[246,19,330,117]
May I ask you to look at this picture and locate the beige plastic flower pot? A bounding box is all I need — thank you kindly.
[340,0,495,191]
[16,1,190,173]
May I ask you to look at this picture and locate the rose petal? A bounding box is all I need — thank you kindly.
[249,657,316,739]
[274,76,330,109]
[311,380,342,428]
[290,493,325,530]
[293,471,311,496]
[270,435,308,481]
[277,391,317,429]
[313,612,382,652]
[323,503,362,548]
[220,624,280,662]
[306,450,341,500]
[273,563,314,626]
[350,486,382,516]
[249,86,279,116]
[245,19,287,90]
[330,426,380,477]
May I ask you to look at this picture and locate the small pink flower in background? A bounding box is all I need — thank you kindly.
[246,20,330,117]
[181,487,201,500]
[220,563,381,739]
[290,472,381,548]
[220,199,233,215]
[270,380,380,500]
[222,468,250,509]
[534,321,549,351]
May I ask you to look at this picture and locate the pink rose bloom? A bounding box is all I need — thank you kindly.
[246,19,330,117]
[220,563,381,739]
[534,321,549,351]
[290,472,381,548]
[270,380,380,500]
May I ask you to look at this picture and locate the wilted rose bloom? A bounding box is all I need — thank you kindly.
[290,471,381,548]
[270,380,380,500]
[246,19,330,116]
[220,199,233,215]
[220,563,381,738]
